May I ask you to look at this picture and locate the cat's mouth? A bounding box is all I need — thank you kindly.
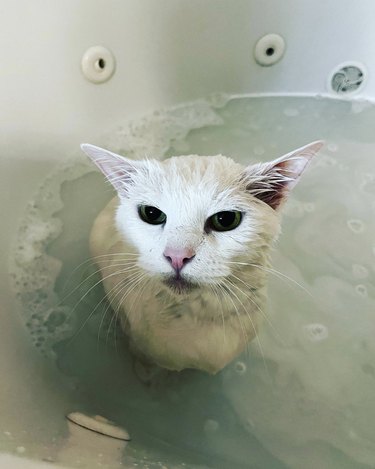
[162,274,198,295]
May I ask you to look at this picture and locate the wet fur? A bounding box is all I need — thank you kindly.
[82,142,323,374]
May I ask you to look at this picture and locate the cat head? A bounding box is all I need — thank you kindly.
[81,142,323,295]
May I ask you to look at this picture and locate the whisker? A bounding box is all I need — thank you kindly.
[227,261,312,297]
[60,262,139,305]
[61,252,138,291]
[68,271,141,346]
[127,275,150,315]
[209,284,226,344]
[105,272,145,351]
[65,265,140,325]
[106,273,147,348]
[229,273,286,346]
[100,274,143,349]
[222,277,269,378]
[96,274,138,347]
[217,281,249,347]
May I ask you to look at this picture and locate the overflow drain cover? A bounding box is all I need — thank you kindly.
[330,64,365,94]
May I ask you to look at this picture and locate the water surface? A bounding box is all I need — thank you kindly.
[11,95,375,469]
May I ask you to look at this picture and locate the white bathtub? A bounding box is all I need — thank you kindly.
[1,1,375,468]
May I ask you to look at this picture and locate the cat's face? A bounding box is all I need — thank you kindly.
[115,155,276,292]
[82,142,323,294]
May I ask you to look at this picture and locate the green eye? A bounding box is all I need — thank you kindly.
[138,205,166,225]
[207,211,242,232]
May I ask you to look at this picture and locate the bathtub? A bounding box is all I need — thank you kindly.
[1,1,375,468]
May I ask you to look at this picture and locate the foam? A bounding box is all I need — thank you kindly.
[106,97,227,159]
[10,161,92,356]
[10,95,229,357]
[302,323,329,342]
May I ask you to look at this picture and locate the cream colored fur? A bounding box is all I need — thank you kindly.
[82,142,323,374]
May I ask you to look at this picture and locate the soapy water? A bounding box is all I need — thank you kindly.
[10,95,375,469]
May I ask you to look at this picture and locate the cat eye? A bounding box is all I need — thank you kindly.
[138,205,166,225]
[207,211,242,232]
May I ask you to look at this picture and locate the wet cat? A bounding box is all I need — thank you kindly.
[81,141,323,374]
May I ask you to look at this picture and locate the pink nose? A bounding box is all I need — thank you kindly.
[163,247,195,272]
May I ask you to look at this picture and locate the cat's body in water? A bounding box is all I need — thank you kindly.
[81,142,323,374]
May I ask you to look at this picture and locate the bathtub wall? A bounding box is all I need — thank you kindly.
[3,0,375,266]
[2,0,375,150]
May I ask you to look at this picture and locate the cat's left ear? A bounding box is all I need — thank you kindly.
[81,144,142,194]
[243,140,324,210]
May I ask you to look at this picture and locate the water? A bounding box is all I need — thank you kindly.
[10,95,375,469]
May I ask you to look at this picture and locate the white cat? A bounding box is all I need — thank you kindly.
[81,141,323,374]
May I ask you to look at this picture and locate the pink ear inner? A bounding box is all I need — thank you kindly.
[80,144,138,194]
[245,140,324,210]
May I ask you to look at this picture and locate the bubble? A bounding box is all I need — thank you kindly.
[204,419,219,433]
[348,429,358,440]
[351,100,372,114]
[253,146,265,156]
[352,264,369,279]
[284,199,305,218]
[234,361,247,375]
[362,173,374,183]
[347,219,365,234]
[206,92,231,108]
[109,99,224,159]
[303,323,329,342]
[304,203,315,213]
[45,309,67,332]
[327,143,339,152]
[244,418,256,433]
[283,108,299,117]
[355,284,368,297]
[361,363,375,378]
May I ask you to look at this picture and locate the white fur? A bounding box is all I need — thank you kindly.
[81,141,323,373]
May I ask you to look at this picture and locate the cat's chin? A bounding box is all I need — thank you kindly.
[162,275,198,295]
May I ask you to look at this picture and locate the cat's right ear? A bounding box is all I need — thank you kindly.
[243,141,324,210]
[80,144,140,194]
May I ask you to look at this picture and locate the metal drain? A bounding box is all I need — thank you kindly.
[330,64,365,94]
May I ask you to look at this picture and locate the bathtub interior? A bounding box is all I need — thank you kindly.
[2,1,375,469]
